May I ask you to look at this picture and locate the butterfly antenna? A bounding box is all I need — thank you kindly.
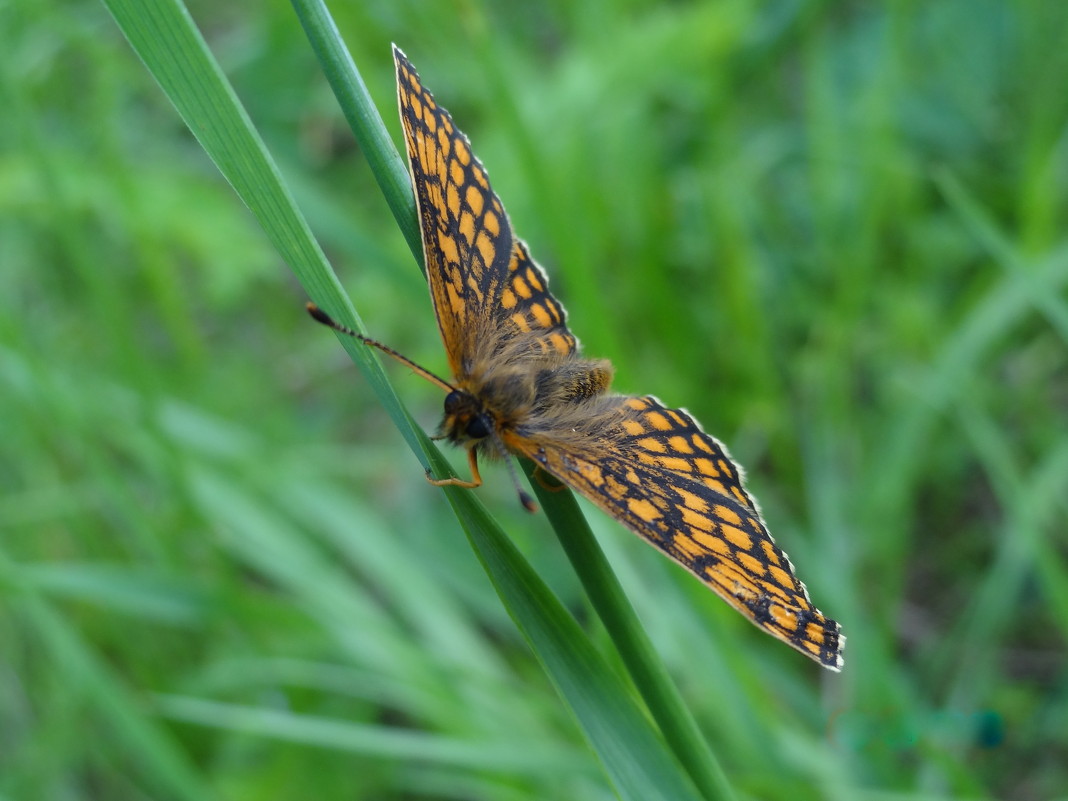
[488,433,537,513]
[307,303,456,393]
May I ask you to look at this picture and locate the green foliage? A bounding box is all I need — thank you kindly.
[3,0,1067,799]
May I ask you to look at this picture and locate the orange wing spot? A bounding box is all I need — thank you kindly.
[622,420,645,436]
[450,158,465,187]
[512,276,532,299]
[646,411,672,431]
[511,313,531,332]
[761,540,781,565]
[637,437,667,453]
[626,398,648,411]
[668,410,688,427]
[424,110,437,133]
[466,274,483,302]
[656,456,693,473]
[691,435,714,454]
[484,210,500,236]
[578,461,604,484]
[720,523,754,551]
[769,605,797,631]
[465,185,484,215]
[667,435,693,454]
[436,125,451,156]
[701,476,729,495]
[459,211,475,244]
[447,283,465,318]
[737,551,765,576]
[530,303,553,328]
[693,528,732,557]
[439,233,460,267]
[549,332,571,354]
[474,169,489,189]
[675,487,708,512]
[525,268,544,292]
[681,506,714,533]
[730,486,749,505]
[455,138,471,165]
[603,475,629,501]
[694,458,719,477]
[673,535,704,560]
[501,288,517,309]
[627,497,662,523]
[446,184,461,217]
[410,95,423,120]
[770,565,795,590]
[805,621,826,641]
[712,504,741,526]
[423,91,437,110]
[708,564,757,600]
[475,231,495,265]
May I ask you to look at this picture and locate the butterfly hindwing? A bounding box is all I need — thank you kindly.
[507,394,844,670]
[499,240,578,359]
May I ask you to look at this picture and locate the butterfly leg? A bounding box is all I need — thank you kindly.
[426,447,482,489]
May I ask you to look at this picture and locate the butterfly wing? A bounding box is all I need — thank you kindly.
[394,47,578,376]
[507,394,844,670]
[498,239,577,359]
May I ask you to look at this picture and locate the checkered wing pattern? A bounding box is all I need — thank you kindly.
[510,394,844,670]
[394,46,577,374]
[387,46,844,670]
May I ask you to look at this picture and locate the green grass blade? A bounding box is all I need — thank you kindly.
[100,0,426,461]
[289,0,422,264]
[155,695,590,773]
[522,463,737,801]
[0,561,212,801]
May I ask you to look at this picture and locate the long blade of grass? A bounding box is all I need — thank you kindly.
[102,0,712,798]
[0,558,212,801]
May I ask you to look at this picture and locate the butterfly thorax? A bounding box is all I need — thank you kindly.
[439,352,614,454]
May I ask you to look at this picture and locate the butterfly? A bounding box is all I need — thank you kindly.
[308,45,844,670]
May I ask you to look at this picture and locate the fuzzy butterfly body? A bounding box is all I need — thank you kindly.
[383,46,842,669]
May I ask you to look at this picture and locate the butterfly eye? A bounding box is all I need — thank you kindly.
[443,390,467,414]
[465,413,493,439]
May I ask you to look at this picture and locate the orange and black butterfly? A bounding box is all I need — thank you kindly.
[308,45,844,670]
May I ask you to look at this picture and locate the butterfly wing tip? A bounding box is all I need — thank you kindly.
[823,626,846,672]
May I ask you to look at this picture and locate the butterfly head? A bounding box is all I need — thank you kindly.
[441,389,495,446]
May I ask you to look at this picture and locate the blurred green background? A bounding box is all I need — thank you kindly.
[3,0,1067,798]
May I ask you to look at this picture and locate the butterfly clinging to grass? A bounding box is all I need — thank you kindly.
[307,45,844,670]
